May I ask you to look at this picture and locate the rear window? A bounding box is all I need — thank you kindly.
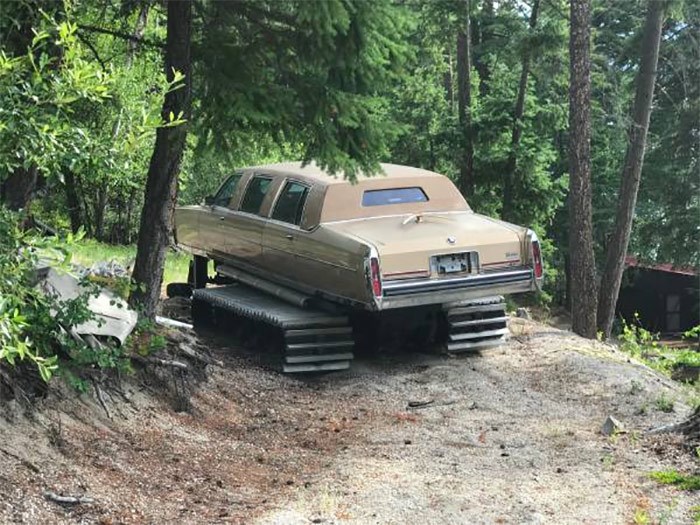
[362,187,428,207]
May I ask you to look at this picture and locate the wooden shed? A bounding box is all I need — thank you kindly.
[616,257,699,335]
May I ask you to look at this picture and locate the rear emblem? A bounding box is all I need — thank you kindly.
[447,237,456,245]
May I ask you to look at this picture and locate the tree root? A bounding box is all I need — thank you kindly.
[647,406,700,442]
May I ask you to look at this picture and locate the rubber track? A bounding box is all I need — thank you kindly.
[193,285,353,373]
[444,295,508,353]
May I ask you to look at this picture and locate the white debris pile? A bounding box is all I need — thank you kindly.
[38,266,138,346]
[79,260,131,279]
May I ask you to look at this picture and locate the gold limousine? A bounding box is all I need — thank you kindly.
[174,162,543,312]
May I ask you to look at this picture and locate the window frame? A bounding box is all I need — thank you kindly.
[269,179,311,227]
[211,173,242,208]
[239,175,274,216]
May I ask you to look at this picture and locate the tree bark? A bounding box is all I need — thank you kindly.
[1,166,38,212]
[94,186,107,240]
[129,0,192,319]
[474,0,493,97]
[456,0,474,197]
[63,169,83,233]
[501,0,539,223]
[596,0,666,338]
[568,0,598,339]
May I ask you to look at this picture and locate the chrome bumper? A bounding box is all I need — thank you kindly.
[376,268,535,310]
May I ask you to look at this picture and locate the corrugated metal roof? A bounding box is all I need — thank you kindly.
[625,256,698,276]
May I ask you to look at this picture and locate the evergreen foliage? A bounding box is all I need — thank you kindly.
[0,0,697,372]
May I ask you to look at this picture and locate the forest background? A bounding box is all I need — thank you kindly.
[0,0,697,378]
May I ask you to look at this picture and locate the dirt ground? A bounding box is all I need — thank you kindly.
[0,317,697,524]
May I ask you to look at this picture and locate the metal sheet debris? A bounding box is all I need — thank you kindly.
[38,267,137,346]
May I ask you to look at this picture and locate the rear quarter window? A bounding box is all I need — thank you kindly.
[362,187,429,207]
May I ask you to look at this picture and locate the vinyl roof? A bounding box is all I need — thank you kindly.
[244,161,446,186]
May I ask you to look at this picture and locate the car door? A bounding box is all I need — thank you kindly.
[224,174,277,266]
[198,173,242,256]
[262,179,311,281]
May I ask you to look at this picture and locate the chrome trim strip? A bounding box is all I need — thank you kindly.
[382,269,532,297]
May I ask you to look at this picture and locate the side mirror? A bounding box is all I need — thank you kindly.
[204,195,214,206]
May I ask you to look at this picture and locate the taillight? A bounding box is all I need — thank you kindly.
[532,240,543,279]
[370,257,382,297]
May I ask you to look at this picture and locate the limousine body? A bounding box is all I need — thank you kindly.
[174,162,543,312]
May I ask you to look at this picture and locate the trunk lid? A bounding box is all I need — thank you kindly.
[325,212,526,278]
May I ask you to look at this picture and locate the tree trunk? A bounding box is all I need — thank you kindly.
[94,186,107,240]
[129,0,192,319]
[126,0,151,67]
[1,166,38,212]
[444,49,454,112]
[93,1,151,242]
[501,0,539,223]
[456,0,474,197]
[596,0,666,338]
[568,0,598,339]
[63,169,83,233]
[474,0,493,97]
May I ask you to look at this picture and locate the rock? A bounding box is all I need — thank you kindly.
[516,307,531,319]
[601,415,625,436]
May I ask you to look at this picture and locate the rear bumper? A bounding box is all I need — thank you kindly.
[376,268,535,310]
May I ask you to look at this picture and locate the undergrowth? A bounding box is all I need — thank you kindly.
[649,470,700,491]
[619,314,700,382]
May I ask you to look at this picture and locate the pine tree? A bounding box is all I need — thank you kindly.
[568,0,598,338]
[597,0,667,338]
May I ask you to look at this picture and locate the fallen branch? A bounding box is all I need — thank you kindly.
[43,491,95,505]
[407,399,457,410]
[92,380,112,420]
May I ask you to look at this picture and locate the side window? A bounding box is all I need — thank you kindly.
[212,174,241,207]
[271,181,310,226]
[240,176,272,215]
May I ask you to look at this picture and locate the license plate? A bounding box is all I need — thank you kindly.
[432,252,479,275]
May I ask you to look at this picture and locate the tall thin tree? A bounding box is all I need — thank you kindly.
[597,0,667,338]
[501,0,540,222]
[456,0,474,197]
[568,0,597,338]
[129,0,192,318]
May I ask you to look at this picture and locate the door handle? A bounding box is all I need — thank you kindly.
[285,234,294,240]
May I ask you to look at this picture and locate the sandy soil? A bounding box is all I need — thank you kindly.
[0,318,697,524]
